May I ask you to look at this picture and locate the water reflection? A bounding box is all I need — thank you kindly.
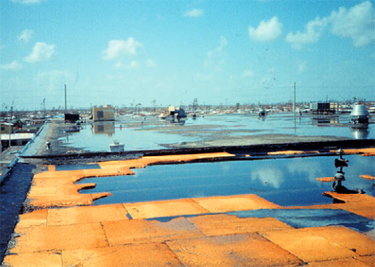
[286,160,323,184]
[250,167,284,189]
[76,155,374,206]
[331,149,364,194]
[311,116,340,125]
[169,117,186,125]
[92,122,115,136]
[350,124,370,139]
[79,158,325,206]
[258,116,266,121]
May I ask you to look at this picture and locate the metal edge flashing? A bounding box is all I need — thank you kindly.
[0,121,48,185]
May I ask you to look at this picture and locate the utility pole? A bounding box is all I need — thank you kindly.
[293,82,296,113]
[8,120,11,148]
[64,84,67,115]
[42,98,46,119]
[8,103,14,148]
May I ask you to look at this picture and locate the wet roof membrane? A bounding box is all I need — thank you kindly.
[0,163,35,263]
[145,209,374,233]
[55,163,101,171]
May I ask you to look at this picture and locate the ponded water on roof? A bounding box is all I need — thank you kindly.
[76,155,375,207]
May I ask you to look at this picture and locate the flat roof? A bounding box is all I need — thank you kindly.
[0,133,34,140]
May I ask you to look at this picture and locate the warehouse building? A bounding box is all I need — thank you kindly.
[92,105,115,121]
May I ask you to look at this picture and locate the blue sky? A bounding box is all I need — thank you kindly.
[1,0,374,110]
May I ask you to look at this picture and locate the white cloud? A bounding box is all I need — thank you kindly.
[11,0,47,4]
[205,36,227,72]
[242,69,254,77]
[196,73,214,82]
[207,36,227,58]
[329,1,375,47]
[298,62,307,74]
[1,60,22,71]
[248,16,283,41]
[114,60,140,70]
[114,62,123,69]
[285,1,375,49]
[285,17,328,49]
[103,38,142,60]
[18,29,34,43]
[146,59,157,68]
[35,70,75,91]
[129,61,139,68]
[266,67,275,74]
[24,42,55,63]
[184,8,204,18]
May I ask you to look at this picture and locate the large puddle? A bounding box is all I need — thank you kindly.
[59,113,374,152]
[76,155,375,207]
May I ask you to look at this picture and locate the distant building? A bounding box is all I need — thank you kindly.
[0,122,13,134]
[0,132,34,148]
[168,106,186,118]
[64,113,80,123]
[92,105,115,121]
[310,102,337,115]
[350,104,370,123]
